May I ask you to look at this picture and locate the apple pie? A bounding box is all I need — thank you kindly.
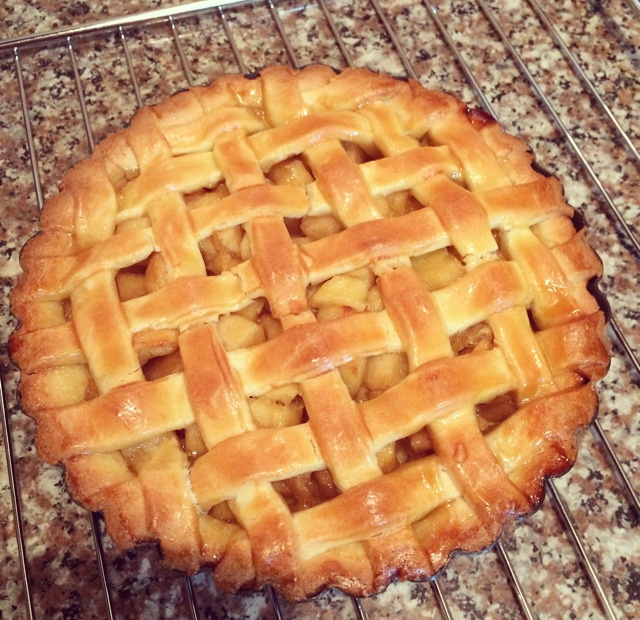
[10,65,610,600]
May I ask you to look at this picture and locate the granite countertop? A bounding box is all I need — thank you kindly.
[0,1,638,618]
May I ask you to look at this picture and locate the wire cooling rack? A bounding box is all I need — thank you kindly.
[0,1,638,618]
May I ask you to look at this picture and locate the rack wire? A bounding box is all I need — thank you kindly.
[0,1,638,618]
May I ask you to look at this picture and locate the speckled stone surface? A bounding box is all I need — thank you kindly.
[0,1,638,619]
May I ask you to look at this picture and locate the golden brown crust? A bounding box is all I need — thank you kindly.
[10,64,609,600]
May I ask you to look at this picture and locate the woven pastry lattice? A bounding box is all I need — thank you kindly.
[10,65,609,600]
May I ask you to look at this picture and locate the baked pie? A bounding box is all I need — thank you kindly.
[10,65,610,600]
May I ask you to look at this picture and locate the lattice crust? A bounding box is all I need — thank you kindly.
[10,65,610,601]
